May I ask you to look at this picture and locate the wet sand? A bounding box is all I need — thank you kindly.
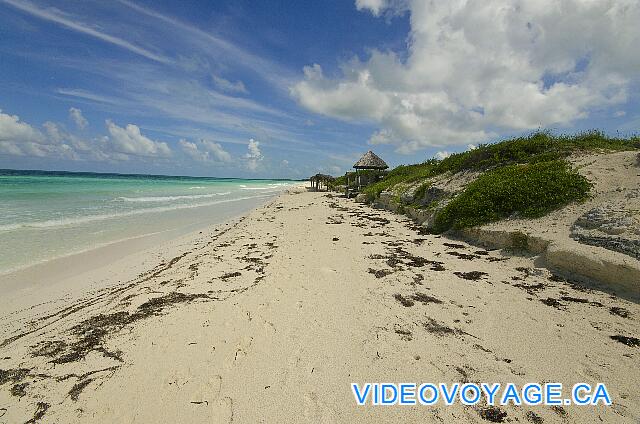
[0,189,638,423]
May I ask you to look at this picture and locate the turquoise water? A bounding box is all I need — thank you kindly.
[0,169,296,275]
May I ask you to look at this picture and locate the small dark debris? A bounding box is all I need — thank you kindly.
[69,379,93,401]
[560,296,589,303]
[368,268,392,278]
[429,262,446,271]
[368,254,386,259]
[412,293,443,304]
[525,410,544,424]
[478,406,507,422]
[447,251,479,260]
[540,297,564,309]
[551,405,567,418]
[473,344,492,353]
[0,368,29,385]
[386,258,403,268]
[512,282,546,294]
[454,271,487,281]
[31,340,67,358]
[423,318,455,336]
[332,237,339,241]
[11,382,28,397]
[444,243,466,249]
[394,294,415,307]
[486,257,509,262]
[25,402,49,424]
[610,335,640,347]
[394,328,413,341]
[221,271,242,280]
[610,306,630,318]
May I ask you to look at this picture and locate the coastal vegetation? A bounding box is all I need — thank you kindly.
[431,160,591,232]
[353,131,640,232]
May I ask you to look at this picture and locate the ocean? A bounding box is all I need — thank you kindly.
[0,169,297,275]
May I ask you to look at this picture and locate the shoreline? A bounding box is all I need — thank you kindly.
[0,190,293,321]
[0,188,638,423]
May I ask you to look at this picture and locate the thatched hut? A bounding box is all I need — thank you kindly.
[309,173,335,191]
[346,151,388,197]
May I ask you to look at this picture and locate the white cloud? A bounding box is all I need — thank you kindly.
[435,151,451,160]
[355,0,388,15]
[245,138,263,171]
[106,120,172,157]
[614,110,626,117]
[0,109,44,144]
[2,0,170,63]
[179,139,231,163]
[0,108,182,163]
[0,110,81,160]
[293,0,640,153]
[69,107,88,129]
[212,75,248,94]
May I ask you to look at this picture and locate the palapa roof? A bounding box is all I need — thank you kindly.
[309,173,335,181]
[353,150,388,170]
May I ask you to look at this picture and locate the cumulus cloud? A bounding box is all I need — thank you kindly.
[435,151,451,160]
[0,112,89,160]
[293,0,640,153]
[69,107,88,129]
[179,139,231,162]
[0,110,44,144]
[212,74,248,94]
[0,108,189,163]
[245,138,263,171]
[105,120,172,157]
[355,0,388,15]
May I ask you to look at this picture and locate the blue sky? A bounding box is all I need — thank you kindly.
[0,0,638,178]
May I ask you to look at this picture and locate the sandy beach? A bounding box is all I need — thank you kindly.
[1,188,639,423]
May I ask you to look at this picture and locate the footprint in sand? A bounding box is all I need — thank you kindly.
[210,396,234,423]
[224,336,253,369]
[303,391,337,423]
[187,375,233,423]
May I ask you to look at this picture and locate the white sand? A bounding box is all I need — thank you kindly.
[0,188,638,423]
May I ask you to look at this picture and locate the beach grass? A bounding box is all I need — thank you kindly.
[362,130,638,200]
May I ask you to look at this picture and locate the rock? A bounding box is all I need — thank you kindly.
[571,207,640,260]
[400,186,418,204]
[544,241,640,297]
[416,186,447,207]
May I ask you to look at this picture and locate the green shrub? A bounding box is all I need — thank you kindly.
[432,160,592,232]
[359,130,638,201]
[434,130,639,175]
[413,182,431,203]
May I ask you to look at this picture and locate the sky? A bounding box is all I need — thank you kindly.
[0,0,638,179]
